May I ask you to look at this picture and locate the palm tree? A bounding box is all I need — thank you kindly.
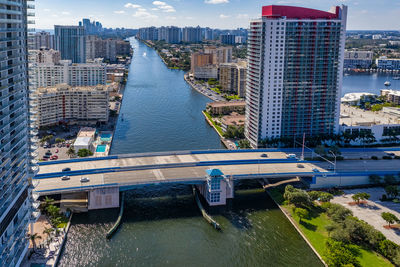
[42,227,54,237]
[28,233,42,252]
[67,147,75,158]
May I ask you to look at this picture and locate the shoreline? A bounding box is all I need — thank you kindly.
[183,74,222,101]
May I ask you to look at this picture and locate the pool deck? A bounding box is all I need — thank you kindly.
[94,131,113,157]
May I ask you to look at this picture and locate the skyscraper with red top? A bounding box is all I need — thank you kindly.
[245,5,347,148]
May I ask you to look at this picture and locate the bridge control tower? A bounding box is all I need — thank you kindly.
[197,169,234,206]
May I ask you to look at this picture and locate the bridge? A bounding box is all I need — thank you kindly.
[33,148,400,208]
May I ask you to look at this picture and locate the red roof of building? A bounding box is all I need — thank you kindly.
[262,5,340,19]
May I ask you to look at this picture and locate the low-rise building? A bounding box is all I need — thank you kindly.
[221,114,245,132]
[381,89,400,105]
[218,61,247,97]
[376,57,400,70]
[344,50,373,69]
[341,92,377,106]
[206,101,246,115]
[36,60,107,87]
[35,84,111,127]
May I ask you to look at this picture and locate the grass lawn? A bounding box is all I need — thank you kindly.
[269,189,393,267]
[203,111,224,136]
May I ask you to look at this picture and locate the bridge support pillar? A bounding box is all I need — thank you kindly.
[197,169,234,206]
[88,187,120,210]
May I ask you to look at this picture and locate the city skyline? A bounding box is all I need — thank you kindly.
[36,0,400,30]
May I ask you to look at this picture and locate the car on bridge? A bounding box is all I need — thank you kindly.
[80,177,90,183]
[62,167,71,172]
[61,176,70,181]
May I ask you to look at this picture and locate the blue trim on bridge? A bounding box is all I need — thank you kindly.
[35,158,315,179]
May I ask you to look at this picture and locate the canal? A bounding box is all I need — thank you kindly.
[58,38,323,266]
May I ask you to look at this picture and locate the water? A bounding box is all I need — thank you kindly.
[342,72,400,96]
[58,38,323,266]
[95,145,107,153]
[110,38,223,154]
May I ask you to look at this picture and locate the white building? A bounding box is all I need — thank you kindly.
[35,84,111,126]
[245,5,347,148]
[376,56,400,70]
[341,92,377,106]
[344,50,373,69]
[36,60,107,87]
[33,31,54,49]
[0,1,39,265]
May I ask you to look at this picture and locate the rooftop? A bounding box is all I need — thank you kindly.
[207,101,245,108]
[341,92,377,103]
[77,127,96,138]
[262,5,340,19]
[340,104,400,126]
[37,84,112,94]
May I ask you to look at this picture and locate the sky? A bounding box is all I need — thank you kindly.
[35,0,400,30]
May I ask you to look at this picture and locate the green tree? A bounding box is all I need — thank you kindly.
[314,145,326,156]
[319,192,334,202]
[237,139,250,149]
[325,239,361,267]
[352,192,370,204]
[294,208,309,223]
[55,138,65,144]
[67,147,76,157]
[385,185,399,199]
[28,233,42,252]
[308,191,321,201]
[382,212,399,227]
[325,224,336,237]
[77,149,93,157]
[369,174,381,185]
[384,174,397,185]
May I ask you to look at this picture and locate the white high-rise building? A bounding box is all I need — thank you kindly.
[36,60,107,87]
[245,5,347,148]
[0,1,39,266]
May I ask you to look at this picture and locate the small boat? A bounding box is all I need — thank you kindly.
[121,113,124,121]
[384,81,391,86]
[143,52,146,57]
[344,73,350,76]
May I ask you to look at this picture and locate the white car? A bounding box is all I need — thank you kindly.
[61,175,70,181]
[80,177,90,183]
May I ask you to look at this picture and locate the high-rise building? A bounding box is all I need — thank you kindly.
[54,25,86,63]
[204,46,232,65]
[36,60,107,87]
[204,27,214,40]
[80,18,102,35]
[31,48,61,64]
[0,1,39,265]
[158,26,181,44]
[137,27,158,41]
[219,62,247,98]
[245,5,347,148]
[344,50,373,69]
[86,36,131,62]
[182,26,202,43]
[220,34,236,45]
[33,31,54,49]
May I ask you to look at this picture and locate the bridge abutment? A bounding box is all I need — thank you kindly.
[88,187,120,210]
[197,169,234,206]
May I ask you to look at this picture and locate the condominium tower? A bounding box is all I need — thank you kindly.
[0,0,39,265]
[245,5,347,148]
[54,25,86,63]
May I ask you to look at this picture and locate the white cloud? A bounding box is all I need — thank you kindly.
[185,16,194,20]
[61,11,70,15]
[125,3,141,8]
[132,11,158,19]
[219,14,230,19]
[114,10,126,14]
[151,8,159,11]
[166,16,177,20]
[205,0,229,4]
[138,8,147,12]
[237,14,248,19]
[153,1,175,12]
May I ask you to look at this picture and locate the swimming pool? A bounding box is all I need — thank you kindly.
[100,133,112,142]
[96,145,107,153]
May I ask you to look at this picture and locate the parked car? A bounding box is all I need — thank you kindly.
[80,177,90,183]
[55,149,59,153]
[61,176,70,181]
[50,155,58,160]
[62,167,71,172]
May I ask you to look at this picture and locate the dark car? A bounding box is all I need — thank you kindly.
[260,153,268,158]
[62,167,71,172]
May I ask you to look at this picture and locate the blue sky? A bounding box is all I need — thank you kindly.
[36,0,400,30]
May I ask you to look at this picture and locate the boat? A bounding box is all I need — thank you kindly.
[393,77,400,80]
[384,81,391,86]
[143,52,146,57]
[121,113,124,121]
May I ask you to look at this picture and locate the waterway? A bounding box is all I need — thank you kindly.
[58,38,394,266]
[58,38,323,266]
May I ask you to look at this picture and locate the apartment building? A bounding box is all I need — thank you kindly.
[54,25,86,63]
[218,61,247,97]
[35,84,110,126]
[158,26,181,44]
[30,48,61,64]
[245,5,347,148]
[36,60,106,87]
[33,30,54,49]
[220,34,236,45]
[381,89,400,105]
[344,50,373,69]
[204,46,232,65]
[376,56,400,70]
[182,26,202,43]
[86,36,131,62]
[191,47,232,79]
[0,1,39,265]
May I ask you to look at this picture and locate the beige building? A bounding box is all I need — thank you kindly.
[35,84,111,127]
[204,46,232,64]
[221,114,245,132]
[206,101,246,115]
[381,89,400,105]
[31,48,61,64]
[191,47,232,79]
[86,35,131,62]
[218,61,247,97]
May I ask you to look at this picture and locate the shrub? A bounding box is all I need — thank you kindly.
[325,203,353,223]
[325,239,361,267]
[371,156,379,160]
[308,191,321,201]
[379,239,400,261]
[385,185,399,198]
[384,175,397,185]
[381,194,388,201]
